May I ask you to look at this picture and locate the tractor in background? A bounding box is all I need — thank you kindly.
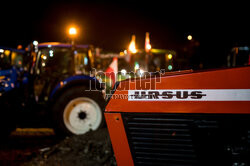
[0,42,105,136]
[0,46,28,135]
[0,46,27,93]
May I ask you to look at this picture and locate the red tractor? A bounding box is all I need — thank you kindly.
[105,66,250,166]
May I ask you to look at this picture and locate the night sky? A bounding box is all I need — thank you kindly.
[1,1,249,68]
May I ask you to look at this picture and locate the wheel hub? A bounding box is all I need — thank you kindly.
[63,97,102,135]
[78,111,87,120]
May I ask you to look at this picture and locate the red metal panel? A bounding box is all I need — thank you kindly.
[106,67,250,114]
[105,113,134,166]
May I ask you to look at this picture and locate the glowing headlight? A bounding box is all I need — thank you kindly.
[139,69,144,75]
[33,40,38,46]
[121,69,127,75]
[137,69,144,77]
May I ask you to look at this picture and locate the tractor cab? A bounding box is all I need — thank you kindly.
[128,49,176,73]
[30,42,94,103]
[227,46,250,67]
[0,47,26,70]
[35,43,93,76]
[0,47,26,93]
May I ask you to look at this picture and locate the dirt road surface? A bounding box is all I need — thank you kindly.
[0,128,116,166]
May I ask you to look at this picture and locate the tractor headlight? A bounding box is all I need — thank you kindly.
[121,69,127,76]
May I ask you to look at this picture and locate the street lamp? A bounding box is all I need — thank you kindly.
[187,35,192,41]
[68,27,77,45]
[69,27,77,36]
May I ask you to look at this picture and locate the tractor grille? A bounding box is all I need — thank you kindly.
[122,113,250,166]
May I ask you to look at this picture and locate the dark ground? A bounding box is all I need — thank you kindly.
[0,128,116,166]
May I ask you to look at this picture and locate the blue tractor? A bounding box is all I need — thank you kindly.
[1,42,105,136]
[0,47,28,135]
[0,47,27,93]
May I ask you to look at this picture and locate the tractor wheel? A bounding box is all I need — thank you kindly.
[52,86,106,136]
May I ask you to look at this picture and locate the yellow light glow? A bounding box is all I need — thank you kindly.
[4,50,10,56]
[69,27,77,35]
[187,35,192,40]
[168,54,172,59]
[129,35,137,53]
[129,42,137,53]
[120,52,125,56]
[41,54,47,60]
